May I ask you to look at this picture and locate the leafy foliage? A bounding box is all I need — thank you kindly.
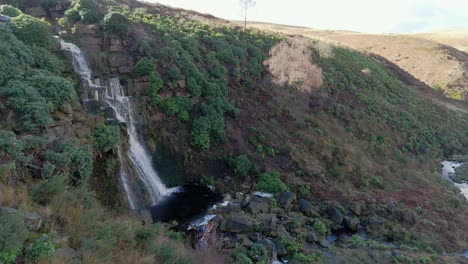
[256,171,288,193]
[133,57,155,77]
[0,4,21,17]
[10,14,51,48]
[102,11,130,35]
[159,96,191,122]
[91,125,121,153]
[65,0,101,23]
[0,211,29,264]
[228,154,251,178]
[24,234,56,261]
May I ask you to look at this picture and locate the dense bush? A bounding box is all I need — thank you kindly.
[24,234,56,261]
[0,80,53,130]
[0,211,29,264]
[228,154,251,178]
[32,174,67,205]
[26,73,77,112]
[0,4,21,16]
[39,0,58,9]
[256,171,288,193]
[102,11,130,35]
[30,47,65,74]
[0,130,28,164]
[91,125,121,153]
[133,57,155,77]
[65,0,101,23]
[159,96,191,122]
[10,14,51,48]
[44,139,93,186]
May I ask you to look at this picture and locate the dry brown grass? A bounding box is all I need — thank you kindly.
[264,37,323,93]
[0,183,30,209]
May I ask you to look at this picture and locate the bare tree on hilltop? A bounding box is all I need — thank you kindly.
[240,0,256,30]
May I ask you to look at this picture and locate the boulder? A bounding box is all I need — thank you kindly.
[349,202,362,216]
[306,230,319,243]
[236,234,252,247]
[241,194,251,208]
[344,216,360,231]
[328,207,344,225]
[318,239,332,248]
[273,238,287,256]
[247,201,270,214]
[298,199,321,217]
[368,216,386,226]
[278,192,296,208]
[53,247,79,260]
[221,213,254,233]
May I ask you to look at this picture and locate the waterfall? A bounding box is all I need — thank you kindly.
[59,39,168,207]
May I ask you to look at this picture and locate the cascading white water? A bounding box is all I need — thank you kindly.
[106,77,169,203]
[59,39,168,207]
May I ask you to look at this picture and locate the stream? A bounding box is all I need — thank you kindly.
[441,161,468,200]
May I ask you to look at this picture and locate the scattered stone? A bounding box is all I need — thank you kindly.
[318,239,332,248]
[349,202,362,216]
[278,192,296,208]
[241,194,251,208]
[368,216,386,226]
[328,207,344,225]
[247,200,269,214]
[273,238,287,256]
[344,216,360,231]
[236,234,252,247]
[221,213,254,233]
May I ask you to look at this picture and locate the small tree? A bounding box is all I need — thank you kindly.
[239,0,256,30]
[102,11,130,35]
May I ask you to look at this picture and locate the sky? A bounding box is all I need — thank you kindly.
[145,0,468,33]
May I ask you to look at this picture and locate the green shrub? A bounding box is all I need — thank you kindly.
[0,4,21,16]
[25,234,56,261]
[32,174,67,205]
[313,220,327,236]
[0,129,28,163]
[10,14,51,48]
[91,125,121,153]
[256,171,288,193]
[30,46,65,74]
[0,80,53,130]
[138,39,151,56]
[228,154,251,178]
[159,96,191,122]
[0,0,18,8]
[133,57,155,77]
[0,211,29,264]
[26,73,77,112]
[65,0,101,23]
[39,0,58,9]
[102,11,130,35]
[191,116,211,150]
[298,184,311,196]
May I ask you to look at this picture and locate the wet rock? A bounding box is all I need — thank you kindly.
[248,201,270,214]
[386,201,396,213]
[368,216,386,226]
[118,66,132,74]
[344,216,360,231]
[221,213,254,233]
[328,207,344,225]
[236,234,252,247]
[273,238,287,256]
[241,194,251,208]
[298,199,321,217]
[258,213,277,225]
[349,202,362,216]
[278,192,296,208]
[306,230,319,243]
[318,239,332,248]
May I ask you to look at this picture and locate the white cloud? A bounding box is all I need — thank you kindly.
[147,0,468,33]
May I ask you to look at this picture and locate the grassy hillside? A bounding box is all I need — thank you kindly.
[0,0,468,263]
[238,21,468,101]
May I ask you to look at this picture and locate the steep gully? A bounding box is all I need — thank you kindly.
[59,39,221,220]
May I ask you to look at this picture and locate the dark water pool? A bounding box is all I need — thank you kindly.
[149,183,223,223]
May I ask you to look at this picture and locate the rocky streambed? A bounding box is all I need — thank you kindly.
[442,160,468,200]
